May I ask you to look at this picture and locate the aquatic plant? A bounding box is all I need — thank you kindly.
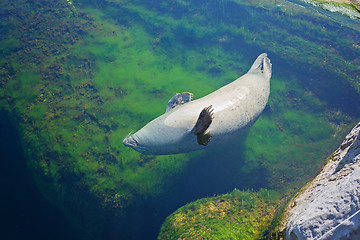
[158,189,278,239]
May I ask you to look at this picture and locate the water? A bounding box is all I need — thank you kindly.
[1,0,360,239]
[0,112,87,240]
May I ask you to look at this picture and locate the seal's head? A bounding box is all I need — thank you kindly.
[123,126,166,154]
[123,133,147,153]
[122,120,189,155]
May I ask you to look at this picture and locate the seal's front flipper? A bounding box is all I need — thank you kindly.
[196,131,212,146]
[191,105,214,146]
[166,92,193,112]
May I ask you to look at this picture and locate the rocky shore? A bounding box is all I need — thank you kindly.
[303,0,360,19]
[325,0,360,10]
[282,122,360,239]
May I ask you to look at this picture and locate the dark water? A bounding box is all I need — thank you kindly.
[0,113,86,240]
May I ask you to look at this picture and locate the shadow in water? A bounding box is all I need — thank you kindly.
[172,133,269,201]
[139,132,271,238]
[0,112,87,240]
[97,132,270,240]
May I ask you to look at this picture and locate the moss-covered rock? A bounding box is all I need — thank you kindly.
[158,189,279,239]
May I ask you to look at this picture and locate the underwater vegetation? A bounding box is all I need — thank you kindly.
[158,189,279,240]
[0,0,360,238]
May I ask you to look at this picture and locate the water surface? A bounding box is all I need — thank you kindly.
[0,0,360,239]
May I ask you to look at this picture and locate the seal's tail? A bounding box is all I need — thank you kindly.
[248,53,272,80]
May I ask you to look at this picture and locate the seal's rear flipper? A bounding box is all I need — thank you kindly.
[248,53,272,79]
[191,105,214,145]
[166,92,193,112]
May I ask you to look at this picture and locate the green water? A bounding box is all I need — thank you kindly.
[0,0,360,239]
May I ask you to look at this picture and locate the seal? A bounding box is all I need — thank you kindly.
[123,53,272,155]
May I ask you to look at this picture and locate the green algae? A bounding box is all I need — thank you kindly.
[1,0,360,239]
[158,189,278,240]
[243,75,337,191]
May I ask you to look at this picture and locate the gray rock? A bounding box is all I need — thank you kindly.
[283,122,360,240]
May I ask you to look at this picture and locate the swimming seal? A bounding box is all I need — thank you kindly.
[123,53,272,155]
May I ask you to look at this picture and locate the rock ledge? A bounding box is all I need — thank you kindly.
[282,122,360,240]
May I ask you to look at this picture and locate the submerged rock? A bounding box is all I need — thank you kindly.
[158,189,277,240]
[303,0,360,19]
[282,122,360,239]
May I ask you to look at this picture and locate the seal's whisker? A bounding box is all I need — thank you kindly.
[125,130,135,138]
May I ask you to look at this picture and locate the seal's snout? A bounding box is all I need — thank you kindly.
[123,135,147,154]
[123,135,138,148]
